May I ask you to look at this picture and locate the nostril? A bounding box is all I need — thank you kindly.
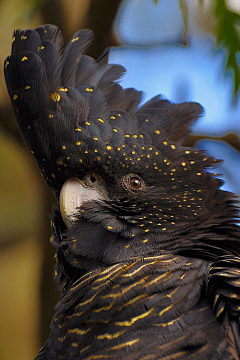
[90,175,97,183]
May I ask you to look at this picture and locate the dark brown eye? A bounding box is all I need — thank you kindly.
[121,174,145,192]
[130,177,142,189]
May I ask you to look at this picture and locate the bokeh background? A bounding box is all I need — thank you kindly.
[1,0,240,359]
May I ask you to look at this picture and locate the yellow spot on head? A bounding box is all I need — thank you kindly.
[85,121,91,125]
[12,36,15,43]
[107,226,113,229]
[75,128,82,132]
[185,150,190,154]
[62,145,66,150]
[154,129,161,134]
[171,144,176,150]
[125,134,130,138]
[113,129,118,132]
[21,35,27,40]
[93,137,98,141]
[106,145,112,150]
[48,114,54,118]
[13,94,18,100]
[110,116,116,119]
[28,125,31,130]
[147,155,150,158]
[142,239,148,243]
[144,229,150,232]
[133,134,138,138]
[59,87,68,92]
[98,118,104,123]
[51,173,55,178]
[182,162,186,166]
[163,141,168,146]
[5,61,9,68]
[118,113,122,117]
[25,85,31,89]
[162,228,167,231]
[190,161,195,164]
[50,92,61,102]
[76,142,81,145]
[21,56,28,61]
[197,172,202,176]
[71,36,79,42]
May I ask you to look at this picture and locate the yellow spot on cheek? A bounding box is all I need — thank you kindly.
[5,61,9,68]
[12,36,16,43]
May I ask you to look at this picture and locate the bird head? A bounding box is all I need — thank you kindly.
[5,25,240,290]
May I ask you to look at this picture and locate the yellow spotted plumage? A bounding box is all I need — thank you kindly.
[4,24,240,360]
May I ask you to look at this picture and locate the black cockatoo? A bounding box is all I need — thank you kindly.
[4,24,240,359]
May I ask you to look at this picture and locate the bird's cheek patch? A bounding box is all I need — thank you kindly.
[60,177,103,228]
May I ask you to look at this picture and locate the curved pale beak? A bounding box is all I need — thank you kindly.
[60,178,103,228]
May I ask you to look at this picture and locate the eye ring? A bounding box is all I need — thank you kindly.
[121,174,145,192]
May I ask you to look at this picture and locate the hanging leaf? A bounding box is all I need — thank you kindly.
[178,0,189,42]
[214,0,240,101]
